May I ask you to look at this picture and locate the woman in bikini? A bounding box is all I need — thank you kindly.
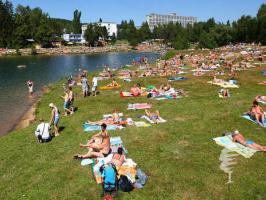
[249,101,265,127]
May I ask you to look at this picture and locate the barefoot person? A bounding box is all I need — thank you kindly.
[61,91,73,116]
[74,123,111,159]
[145,109,161,123]
[27,80,34,95]
[81,75,89,97]
[130,84,142,96]
[110,147,126,170]
[92,75,98,96]
[249,101,265,127]
[49,103,60,136]
[232,130,266,151]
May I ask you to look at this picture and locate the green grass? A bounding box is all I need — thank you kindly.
[1,64,266,200]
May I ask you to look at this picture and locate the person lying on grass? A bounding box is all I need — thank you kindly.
[110,147,126,170]
[74,123,111,159]
[212,75,224,84]
[145,109,161,123]
[130,84,142,96]
[232,130,266,152]
[248,100,265,127]
[107,79,119,87]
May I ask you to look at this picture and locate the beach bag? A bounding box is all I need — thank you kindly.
[118,175,134,192]
[102,164,117,192]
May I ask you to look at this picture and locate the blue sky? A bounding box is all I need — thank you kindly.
[12,0,265,25]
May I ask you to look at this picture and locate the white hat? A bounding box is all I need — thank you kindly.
[49,103,54,107]
[233,130,239,135]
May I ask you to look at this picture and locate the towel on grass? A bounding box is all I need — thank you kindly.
[128,103,152,110]
[83,123,122,132]
[213,135,257,158]
[134,121,152,127]
[141,115,167,124]
[168,77,187,81]
[207,81,239,88]
[242,113,266,127]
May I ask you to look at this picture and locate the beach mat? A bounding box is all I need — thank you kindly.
[134,121,152,127]
[168,77,187,81]
[242,113,266,127]
[213,135,257,158]
[128,103,152,110]
[83,123,119,132]
[100,85,121,90]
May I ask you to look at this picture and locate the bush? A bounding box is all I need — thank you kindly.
[31,46,37,55]
[161,50,178,60]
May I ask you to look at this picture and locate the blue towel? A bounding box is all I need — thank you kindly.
[242,114,266,127]
[83,123,118,132]
[168,77,187,81]
[262,72,266,75]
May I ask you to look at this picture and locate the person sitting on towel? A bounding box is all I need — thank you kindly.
[145,109,160,123]
[232,130,266,151]
[249,100,265,127]
[74,123,111,159]
[87,110,124,125]
[110,147,126,169]
[130,84,141,96]
[107,78,119,87]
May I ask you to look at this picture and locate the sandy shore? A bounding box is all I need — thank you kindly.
[15,102,38,130]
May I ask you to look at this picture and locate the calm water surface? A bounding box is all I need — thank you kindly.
[0,52,159,135]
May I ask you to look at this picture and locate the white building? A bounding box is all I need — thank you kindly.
[63,33,86,44]
[81,22,118,37]
[146,13,197,31]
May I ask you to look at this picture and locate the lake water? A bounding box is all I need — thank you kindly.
[0,52,159,136]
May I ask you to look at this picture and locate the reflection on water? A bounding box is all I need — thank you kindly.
[0,52,159,135]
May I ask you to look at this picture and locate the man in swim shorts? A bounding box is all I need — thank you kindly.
[74,123,111,159]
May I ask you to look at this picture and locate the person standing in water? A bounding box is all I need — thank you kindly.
[27,80,34,95]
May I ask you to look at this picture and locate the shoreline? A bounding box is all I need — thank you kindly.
[0,44,162,57]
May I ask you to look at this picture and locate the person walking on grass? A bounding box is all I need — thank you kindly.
[92,75,98,96]
[49,103,60,136]
[61,91,73,116]
[68,87,74,113]
[81,75,89,97]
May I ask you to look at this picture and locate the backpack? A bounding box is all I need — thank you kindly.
[102,164,117,192]
[118,175,134,192]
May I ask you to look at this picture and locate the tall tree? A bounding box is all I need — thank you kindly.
[257,4,266,44]
[72,9,81,34]
[0,0,14,48]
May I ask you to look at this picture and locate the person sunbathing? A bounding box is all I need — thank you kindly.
[74,123,111,159]
[255,95,266,102]
[110,147,126,170]
[130,84,142,96]
[232,130,266,151]
[87,110,124,125]
[145,109,160,123]
[107,79,119,87]
[249,101,265,127]
[212,75,224,84]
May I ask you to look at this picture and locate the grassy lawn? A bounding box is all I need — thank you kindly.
[0,63,266,200]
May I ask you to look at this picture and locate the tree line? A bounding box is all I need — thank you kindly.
[0,0,265,49]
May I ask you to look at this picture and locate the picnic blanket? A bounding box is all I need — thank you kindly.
[213,135,257,158]
[168,77,187,81]
[242,113,266,127]
[83,123,121,132]
[128,103,152,110]
[120,91,148,97]
[141,115,167,124]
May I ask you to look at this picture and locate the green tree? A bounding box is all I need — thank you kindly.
[0,0,14,48]
[138,22,152,41]
[199,31,217,49]
[257,4,266,44]
[72,9,81,34]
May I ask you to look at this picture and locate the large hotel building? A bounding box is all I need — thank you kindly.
[146,13,197,30]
